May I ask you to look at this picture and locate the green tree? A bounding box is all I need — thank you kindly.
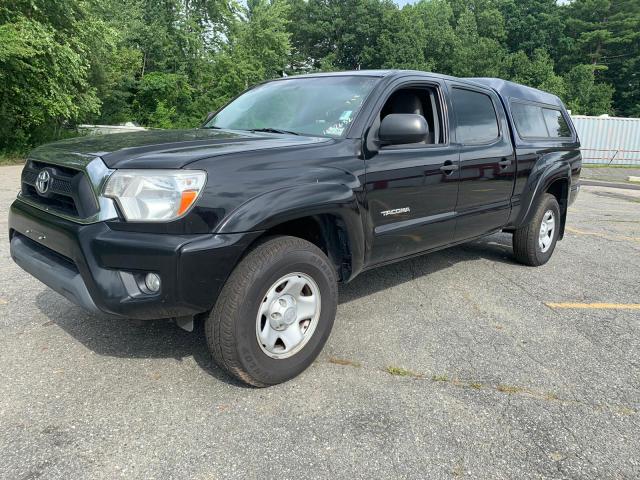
[412,0,458,73]
[449,0,506,42]
[562,64,614,115]
[148,101,177,129]
[503,49,566,98]
[0,1,109,151]
[370,5,433,70]
[206,0,291,109]
[97,0,235,125]
[498,0,564,57]
[450,7,505,77]
[560,0,640,116]
[1,0,638,156]
[288,0,396,71]
[133,72,194,127]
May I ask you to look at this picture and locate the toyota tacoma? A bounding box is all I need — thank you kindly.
[9,70,581,386]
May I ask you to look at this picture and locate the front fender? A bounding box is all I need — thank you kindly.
[216,182,366,279]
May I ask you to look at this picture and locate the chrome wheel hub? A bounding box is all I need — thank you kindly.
[256,273,321,359]
[538,210,555,253]
[268,294,297,330]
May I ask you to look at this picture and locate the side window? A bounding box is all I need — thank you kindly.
[511,102,548,138]
[511,101,572,139]
[378,86,445,145]
[542,107,571,138]
[451,88,499,144]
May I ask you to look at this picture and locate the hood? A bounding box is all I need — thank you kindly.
[29,128,329,169]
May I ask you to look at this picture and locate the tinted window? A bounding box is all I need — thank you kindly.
[542,108,571,138]
[511,102,548,138]
[451,88,499,144]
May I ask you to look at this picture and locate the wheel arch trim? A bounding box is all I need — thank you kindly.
[515,161,571,235]
[216,183,366,280]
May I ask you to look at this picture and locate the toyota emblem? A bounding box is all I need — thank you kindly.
[35,170,51,195]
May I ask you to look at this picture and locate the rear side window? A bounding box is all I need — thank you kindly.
[451,88,499,144]
[542,108,571,138]
[511,101,571,139]
[511,102,547,138]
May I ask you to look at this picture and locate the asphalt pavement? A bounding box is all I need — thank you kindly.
[0,164,638,479]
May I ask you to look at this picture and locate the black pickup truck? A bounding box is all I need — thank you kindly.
[9,70,581,386]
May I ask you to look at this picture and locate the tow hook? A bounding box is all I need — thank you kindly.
[174,315,194,332]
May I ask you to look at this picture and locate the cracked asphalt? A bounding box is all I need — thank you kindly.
[0,164,639,479]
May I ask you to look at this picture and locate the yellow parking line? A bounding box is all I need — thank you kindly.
[565,226,640,243]
[546,302,640,310]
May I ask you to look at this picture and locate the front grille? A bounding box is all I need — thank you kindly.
[21,160,99,218]
[23,169,74,196]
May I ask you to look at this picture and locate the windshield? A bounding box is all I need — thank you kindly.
[205,76,380,138]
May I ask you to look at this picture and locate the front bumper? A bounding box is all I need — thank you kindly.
[9,200,260,320]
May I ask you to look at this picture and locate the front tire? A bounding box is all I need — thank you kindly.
[512,193,561,266]
[205,236,338,387]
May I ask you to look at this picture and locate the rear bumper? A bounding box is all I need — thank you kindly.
[9,200,260,320]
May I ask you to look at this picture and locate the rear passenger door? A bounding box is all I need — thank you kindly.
[447,84,516,241]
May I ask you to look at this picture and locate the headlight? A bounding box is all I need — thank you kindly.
[104,170,207,222]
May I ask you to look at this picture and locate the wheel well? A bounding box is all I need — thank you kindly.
[546,178,569,238]
[255,215,352,282]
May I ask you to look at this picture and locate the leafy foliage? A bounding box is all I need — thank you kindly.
[1,0,637,154]
[0,1,104,151]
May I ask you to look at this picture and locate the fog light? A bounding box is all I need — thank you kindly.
[145,273,161,293]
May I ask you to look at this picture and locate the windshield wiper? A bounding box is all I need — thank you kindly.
[250,127,300,136]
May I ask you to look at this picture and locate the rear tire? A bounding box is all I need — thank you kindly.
[205,236,338,387]
[513,193,561,266]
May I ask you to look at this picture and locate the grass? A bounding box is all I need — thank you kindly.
[328,357,361,368]
[0,153,25,166]
[550,452,565,462]
[583,163,640,169]
[452,465,464,477]
[496,384,524,394]
[618,406,636,416]
[385,366,422,378]
[378,366,635,414]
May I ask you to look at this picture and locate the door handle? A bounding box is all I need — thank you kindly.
[498,158,512,169]
[440,161,459,174]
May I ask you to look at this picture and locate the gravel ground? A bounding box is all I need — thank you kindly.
[0,164,639,479]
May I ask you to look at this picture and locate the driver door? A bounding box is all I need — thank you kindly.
[364,80,460,266]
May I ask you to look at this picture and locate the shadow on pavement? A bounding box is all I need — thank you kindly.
[34,232,515,385]
[34,292,249,387]
[339,232,515,303]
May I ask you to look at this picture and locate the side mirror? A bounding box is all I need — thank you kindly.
[378,114,428,146]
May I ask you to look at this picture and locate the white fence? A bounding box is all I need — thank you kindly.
[572,115,640,165]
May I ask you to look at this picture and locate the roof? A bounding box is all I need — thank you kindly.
[282,70,395,79]
[273,70,565,109]
[286,69,462,81]
[467,77,564,108]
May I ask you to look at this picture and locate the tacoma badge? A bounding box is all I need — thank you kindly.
[381,207,411,217]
